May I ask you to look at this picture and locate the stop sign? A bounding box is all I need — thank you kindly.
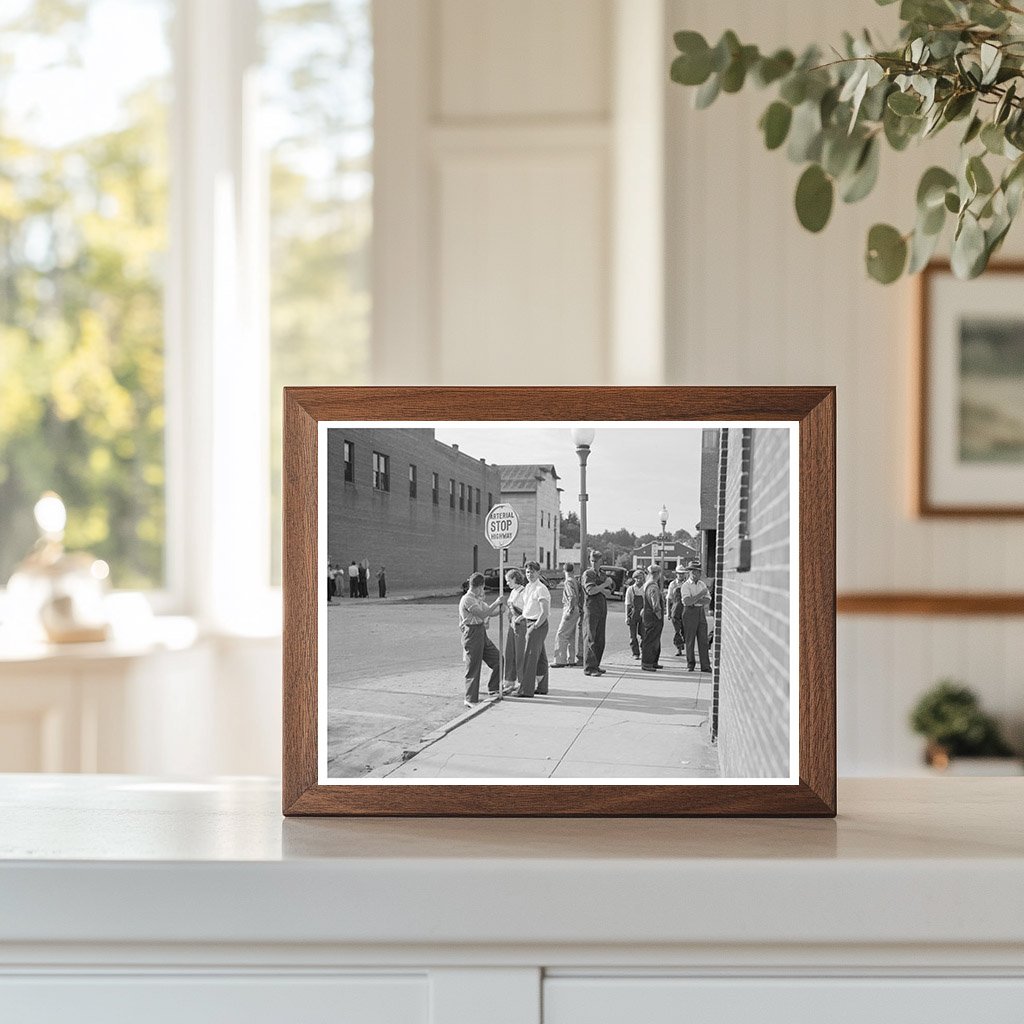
[484,503,519,549]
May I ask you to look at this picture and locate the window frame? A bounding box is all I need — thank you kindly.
[343,441,355,483]
[372,451,390,492]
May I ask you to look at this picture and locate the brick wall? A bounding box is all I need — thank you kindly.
[714,426,791,778]
[326,428,502,592]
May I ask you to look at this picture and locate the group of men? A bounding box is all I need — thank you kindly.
[327,560,387,602]
[457,549,713,707]
[623,560,712,673]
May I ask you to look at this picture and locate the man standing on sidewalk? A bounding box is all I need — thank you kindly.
[458,573,503,706]
[666,562,687,657]
[552,563,580,668]
[680,560,713,673]
[640,564,665,672]
[623,568,646,660]
[348,560,359,599]
[516,561,551,697]
[581,549,614,677]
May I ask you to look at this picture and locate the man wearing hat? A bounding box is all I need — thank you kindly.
[680,560,713,673]
[640,564,665,672]
[581,549,614,676]
[666,562,688,657]
[623,568,646,659]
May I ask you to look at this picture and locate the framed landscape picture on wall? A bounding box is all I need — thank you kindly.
[281,387,836,817]
[918,262,1024,517]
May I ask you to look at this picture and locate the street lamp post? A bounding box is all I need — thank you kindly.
[571,427,595,665]
[658,503,669,574]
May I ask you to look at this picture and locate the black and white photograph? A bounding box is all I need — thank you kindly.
[317,421,798,785]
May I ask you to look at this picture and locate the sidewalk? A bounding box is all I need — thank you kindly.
[384,631,720,780]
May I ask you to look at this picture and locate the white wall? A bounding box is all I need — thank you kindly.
[664,0,1024,773]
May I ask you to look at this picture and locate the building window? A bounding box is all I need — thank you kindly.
[372,451,389,492]
[459,482,465,511]
[449,478,455,509]
[488,492,493,511]
[736,427,753,572]
[432,472,439,505]
[409,464,417,498]
[475,487,481,514]
[343,441,354,482]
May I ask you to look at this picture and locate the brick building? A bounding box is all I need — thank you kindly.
[696,429,721,575]
[498,465,561,570]
[705,426,791,779]
[326,428,502,591]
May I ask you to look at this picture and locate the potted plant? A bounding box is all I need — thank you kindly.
[670,0,1024,283]
[909,679,1017,770]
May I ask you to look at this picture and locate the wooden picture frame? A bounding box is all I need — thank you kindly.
[916,261,1024,517]
[283,387,836,816]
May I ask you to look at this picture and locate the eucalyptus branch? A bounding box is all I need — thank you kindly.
[670,2,1024,283]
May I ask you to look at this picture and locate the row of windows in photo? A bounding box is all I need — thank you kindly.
[342,441,493,513]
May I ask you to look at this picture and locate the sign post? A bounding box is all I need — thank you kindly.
[484,503,519,700]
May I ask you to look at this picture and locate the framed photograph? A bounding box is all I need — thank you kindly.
[917,261,1024,517]
[283,387,835,816]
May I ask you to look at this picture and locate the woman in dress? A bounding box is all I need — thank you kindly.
[502,568,526,695]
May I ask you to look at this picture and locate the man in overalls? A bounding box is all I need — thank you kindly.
[640,565,665,672]
[581,549,613,676]
[666,562,687,657]
[623,568,646,660]
[552,563,581,668]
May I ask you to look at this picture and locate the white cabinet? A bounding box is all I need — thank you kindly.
[545,977,1024,1023]
[1,777,1022,1023]
[2,976,428,1024]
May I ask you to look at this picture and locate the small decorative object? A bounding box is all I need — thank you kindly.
[910,679,1016,769]
[917,261,1024,515]
[281,386,836,817]
[670,1,1024,283]
[5,492,111,644]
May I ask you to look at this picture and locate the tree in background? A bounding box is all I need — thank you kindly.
[0,1,169,587]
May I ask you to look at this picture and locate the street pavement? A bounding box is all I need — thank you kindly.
[325,594,469,776]
[383,608,720,781]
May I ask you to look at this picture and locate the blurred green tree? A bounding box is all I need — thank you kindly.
[0,0,169,587]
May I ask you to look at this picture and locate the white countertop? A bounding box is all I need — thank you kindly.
[2,776,1022,950]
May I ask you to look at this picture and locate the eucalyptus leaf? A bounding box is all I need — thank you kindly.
[981,122,1005,155]
[787,101,823,162]
[917,166,957,210]
[795,164,834,232]
[908,221,943,273]
[980,42,1002,87]
[888,91,921,115]
[754,49,795,87]
[866,223,908,283]
[710,31,740,73]
[694,73,721,110]
[967,154,995,195]
[962,115,983,145]
[760,102,793,150]
[951,212,986,278]
[944,190,961,213]
[842,137,881,203]
[779,73,807,106]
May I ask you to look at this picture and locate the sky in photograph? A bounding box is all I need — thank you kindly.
[434,425,704,537]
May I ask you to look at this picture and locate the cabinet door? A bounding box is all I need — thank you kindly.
[0,974,428,1024]
[544,977,1024,1024]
